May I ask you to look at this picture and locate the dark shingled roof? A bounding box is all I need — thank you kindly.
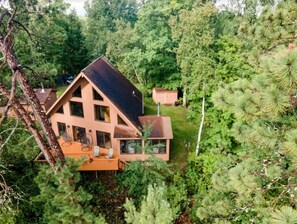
[82,56,142,128]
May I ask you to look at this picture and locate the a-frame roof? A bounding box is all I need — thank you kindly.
[47,56,142,129]
[82,56,142,128]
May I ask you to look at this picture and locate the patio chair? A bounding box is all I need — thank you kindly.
[62,131,72,146]
[81,134,92,152]
[93,146,100,157]
[105,148,114,159]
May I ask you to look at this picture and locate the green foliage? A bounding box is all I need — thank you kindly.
[199,44,297,222]
[33,159,106,224]
[269,206,297,224]
[117,157,172,205]
[10,0,88,87]
[124,183,174,224]
[85,0,137,58]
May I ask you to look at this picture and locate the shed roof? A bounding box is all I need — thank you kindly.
[138,115,173,139]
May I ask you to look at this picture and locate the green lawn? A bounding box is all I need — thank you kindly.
[56,86,67,97]
[144,101,197,167]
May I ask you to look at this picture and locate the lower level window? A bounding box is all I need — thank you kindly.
[120,140,142,154]
[149,140,166,154]
[73,126,86,141]
[96,131,111,148]
[57,122,66,135]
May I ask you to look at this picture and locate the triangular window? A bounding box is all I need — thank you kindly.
[56,106,64,114]
[117,115,127,126]
[72,86,82,97]
[93,88,103,101]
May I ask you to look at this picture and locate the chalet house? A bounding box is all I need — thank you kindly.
[46,57,173,171]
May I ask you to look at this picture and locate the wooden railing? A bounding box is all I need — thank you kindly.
[118,159,128,171]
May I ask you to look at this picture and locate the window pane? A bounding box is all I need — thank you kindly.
[72,86,82,97]
[96,131,111,148]
[94,105,110,122]
[117,115,127,126]
[73,126,86,141]
[149,140,166,154]
[56,106,64,114]
[70,101,84,117]
[57,122,66,135]
[120,140,141,154]
[93,88,103,101]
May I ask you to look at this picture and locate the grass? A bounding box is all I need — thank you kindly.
[144,101,197,167]
[56,86,67,97]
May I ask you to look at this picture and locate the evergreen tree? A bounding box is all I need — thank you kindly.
[33,159,106,224]
[198,46,297,222]
[124,184,174,224]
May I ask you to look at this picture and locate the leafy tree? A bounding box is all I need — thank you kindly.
[33,159,106,224]
[124,0,182,89]
[117,157,172,205]
[124,183,174,224]
[171,2,217,105]
[85,0,137,58]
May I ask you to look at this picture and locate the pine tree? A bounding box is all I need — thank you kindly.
[124,184,174,224]
[33,159,106,224]
[198,46,297,222]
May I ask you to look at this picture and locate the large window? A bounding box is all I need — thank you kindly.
[120,140,142,154]
[56,106,64,114]
[149,140,166,154]
[70,101,84,117]
[57,122,66,135]
[73,126,86,141]
[94,105,110,122]
[72,86,82,97]
[96,131,111,148]
[93,88,103,101]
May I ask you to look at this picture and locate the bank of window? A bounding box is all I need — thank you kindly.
[94,105,110,122]
[93,88,103,101]
[96,131,111,148]
[73,126,86,141]
[70,101,84,117]
[57,122,66,135]
[72,86,82,97]
[149,140,166,154]
[56,106,64,114]
[120,140,142,154]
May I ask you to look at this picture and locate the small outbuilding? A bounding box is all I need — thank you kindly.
[152,87,178,105]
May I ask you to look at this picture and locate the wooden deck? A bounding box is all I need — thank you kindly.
[59,139,119,171]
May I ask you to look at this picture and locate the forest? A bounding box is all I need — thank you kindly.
[1,0,297,223]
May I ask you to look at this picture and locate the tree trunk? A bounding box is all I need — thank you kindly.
[0,10,65,169]
[0,83,58,170]
[195,96,205,156]
[182,87,187,107]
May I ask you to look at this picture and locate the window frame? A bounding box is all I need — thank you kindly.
[70,101,84,117]
[93,88,103,101]
[94,105,110,123]
[120,140,142,154]
[96,131,112,148]
[72,86,82,98]
[57,122,66,135]
[56,106,64,114]
[72,126,86,142]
